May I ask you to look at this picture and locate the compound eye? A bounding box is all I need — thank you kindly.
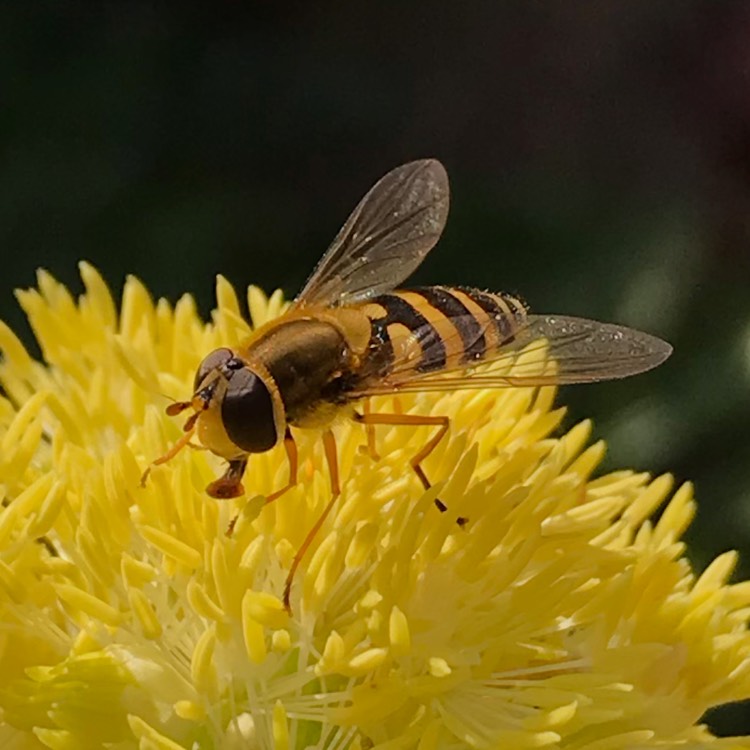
[221,369,278,453]
[194,348,233,391]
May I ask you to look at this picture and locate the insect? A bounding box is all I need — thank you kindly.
[143,159,672,611]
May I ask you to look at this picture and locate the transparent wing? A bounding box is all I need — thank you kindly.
[294,159,449,308]
[356,314,672,395]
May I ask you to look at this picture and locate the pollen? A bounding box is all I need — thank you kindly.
[0,264,749,749]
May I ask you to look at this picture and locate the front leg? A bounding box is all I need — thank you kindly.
[264,429,298,504]
[224,429,298,536]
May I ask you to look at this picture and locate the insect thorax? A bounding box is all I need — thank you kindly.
[247,318,355,428]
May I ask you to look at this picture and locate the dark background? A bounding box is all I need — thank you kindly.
[2,1,750,734]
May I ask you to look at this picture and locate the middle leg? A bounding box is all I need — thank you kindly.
[283,429,341,612]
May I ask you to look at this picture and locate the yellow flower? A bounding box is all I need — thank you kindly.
[0,263,749,750]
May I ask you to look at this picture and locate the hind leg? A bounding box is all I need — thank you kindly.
[352,411,465,524]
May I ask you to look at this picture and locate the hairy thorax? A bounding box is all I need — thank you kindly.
[245,317,358,429]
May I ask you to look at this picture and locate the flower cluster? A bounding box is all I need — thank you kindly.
[0,264,748,749]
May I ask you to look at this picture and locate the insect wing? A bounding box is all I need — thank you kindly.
[294,159,450,308]
[508,314,673,383]
[357,314,672,394]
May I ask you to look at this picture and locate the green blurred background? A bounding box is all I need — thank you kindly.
[2,2,750,733]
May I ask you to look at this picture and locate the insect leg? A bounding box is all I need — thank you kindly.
[226,430,298,536]
[353,412,464,523]
[140,422,198,487]
[363,399,380,460]
[283,429,341,613]
[265,429,298,504]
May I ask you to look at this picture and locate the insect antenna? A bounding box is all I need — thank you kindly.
[166,400,192,416]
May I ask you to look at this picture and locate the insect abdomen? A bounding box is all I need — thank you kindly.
[361,286,527,377]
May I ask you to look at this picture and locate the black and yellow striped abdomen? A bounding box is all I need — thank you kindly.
[359,286,527,380]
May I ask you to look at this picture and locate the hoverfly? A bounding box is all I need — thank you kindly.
[143,159,672,610]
